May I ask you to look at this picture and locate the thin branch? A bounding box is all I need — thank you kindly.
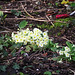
[5,17,67,23]
[46,15,54,26]
[0,31,12,33]
[0,26,12,31]
[20,2,34,18]
[61,37,73,44]
[5,17,48,22]
[69,69,75,75]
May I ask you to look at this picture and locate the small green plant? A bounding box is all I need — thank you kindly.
[13,63,20,70]
[19,72,24,75]
[0,11,7,24]
[29,24,33,27]
[11,10,22,16]
[46,40,59,52]
[0,6,2,9]
[54,17,74,28]
[0,34,11,58]
[44,71,52,75]
[58,41,75,62]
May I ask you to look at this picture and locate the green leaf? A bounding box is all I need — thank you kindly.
[4,43,9,47]
[0,45,3,50]
[44,71,52,75]
[11,10,17,14]
[71,3,75,7]
[72,19,75,25]
[51,47,57,52]
[11,49,16,56]
[66,41,72,50]
[19,72,24,75]
[21,50,26,55]
[3,50,8,56]
[13,63,20,70]
[10,43,22,50]
[0,65,7,72]
[72,57,75,61]
[0,11,3,16]
[26,46,31,52]
[52,57,58,61]
[56,70,60,73]
[19,20,28,29]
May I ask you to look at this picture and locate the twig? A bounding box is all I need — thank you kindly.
[5,17,48,22]
[46,15,54,26]
[61,37,73,44]
[5,17,67,23]
[69,69,75,75]
[0,26,12,31]
[20,2,34,18]
[0,31,12,33]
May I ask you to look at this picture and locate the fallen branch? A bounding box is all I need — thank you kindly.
[46,15,54,26]
[5,17,49,22]
[5,17,67,23]
[61,37,73,44]
[0,31,12,33]
[0,26,12,31]
[69,69,75,75]
[20,2,34,18]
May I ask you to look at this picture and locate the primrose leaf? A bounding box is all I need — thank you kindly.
[26,46,31,52]
[19,20,28,29]
[66,41,72,50]
[0,11,3,16]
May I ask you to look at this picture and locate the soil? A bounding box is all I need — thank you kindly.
[0,0,75,75]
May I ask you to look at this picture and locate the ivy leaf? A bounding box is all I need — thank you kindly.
[0,65,7,72]
[13,63,20,70]
[0,45,3,50]
[44,71,52,75]
[19,20,28,29]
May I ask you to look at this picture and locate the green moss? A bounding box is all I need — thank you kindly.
[54,17,74,27]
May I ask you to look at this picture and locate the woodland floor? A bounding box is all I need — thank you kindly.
[0,0,75,75]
